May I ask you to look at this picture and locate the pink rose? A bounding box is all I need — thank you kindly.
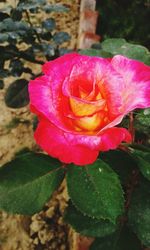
[29,53,150,165]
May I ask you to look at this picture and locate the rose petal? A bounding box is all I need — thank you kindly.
[29,75,80,133]
[34,118,99,165]
[29,54,110,131]
[34,118,131,165]
[42,53,80,75]
[98,127,132,151]
[69,97,106,117]
[111,55,150,111]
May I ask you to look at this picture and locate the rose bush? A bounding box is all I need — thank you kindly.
[29,53,150,165]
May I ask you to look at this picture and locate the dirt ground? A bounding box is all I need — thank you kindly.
[0,1,80,249]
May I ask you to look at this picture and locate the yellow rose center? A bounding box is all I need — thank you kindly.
[69,80,108,132]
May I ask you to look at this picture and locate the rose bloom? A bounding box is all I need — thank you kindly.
[29,53,150,165]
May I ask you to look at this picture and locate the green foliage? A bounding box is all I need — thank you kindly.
[0,0,71,109]
[90,226,141,250]
[96,0,150,49]
[0,152,65,215]
[64,201,117,237]
[42,18,56,31]
[5,79,29,108]
[16,1,69,12]
[0,80,4,89]
[130,148,150,181]
[66,159,124,223]
[80,38,150,66]
[101,39,150,65]
[79,49,112,58]
[101,150,137,185]
[128,180,150,247]
[136,108,150,126]
[135,108,150,135]
[53,32,71,45]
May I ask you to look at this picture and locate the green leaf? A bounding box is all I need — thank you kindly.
[128,180,150,247]
[64,201,117,237]
[101,38,150,65]
[40,31,52,41]
[0,18,29,32]
[66,159,124,223]
[90,226,141,250]
[53,32,70,45]
[5,79,29,108]
[17,0,46,11]
[0,153,65,215]
[43,4,69,13]
[129,143,150,153]
[41,44,55,57]
[79,49,112,58]
[0,12,10,21]
[9,59,24,77]
[0,69,10,78]
[42,18,55,31]
[101,38,126,53]
[0,33,8,42]
[0,80,4,89]
[101,150,137,185]
[130,149,150,181]
[11,9,22,21]
[135,108,150,134]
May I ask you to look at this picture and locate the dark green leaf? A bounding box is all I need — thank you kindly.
[0,44,19,61]
[136,108,150,125]
[10,58,22,68]
[0,12,9,21]
[33,116,38,131]
[40,31,52,41]
[67,159,124,223]
[43,4,69,13]
[130,149,150,181]
[15,148,31,157]
[59,48,72,56]
[0,33,8,42]
[17,0,46,11]
[11,9,22,21]
[5,79,29,108]
[101,150,137,185]
[128,180,150,247]
[22,67,33,75]
[79,49,112,58]
[101,38,126,53]
[0,69,9,78]
[53,32,70,45]
[135,108,150,134]
[90,226,141,250]
[0,18,29,32]
[129,144,150,153]
[7,31,19,42]
[42,18,55,31]
[0,153,65,215]
[101,38,150,65]
[92,43,102,49]
[64,201,117,237]
[9,59,24,77]
[41,44,55,57]
[0,80,4,89]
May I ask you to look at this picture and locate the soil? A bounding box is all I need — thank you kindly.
[0,1,80,249]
